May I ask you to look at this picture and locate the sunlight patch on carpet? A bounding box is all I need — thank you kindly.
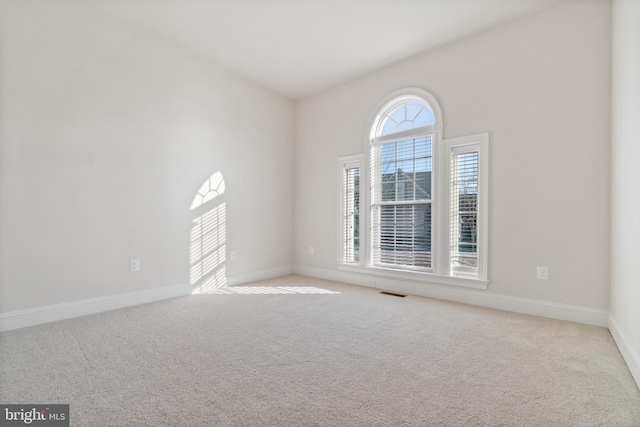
[200,286,340,295]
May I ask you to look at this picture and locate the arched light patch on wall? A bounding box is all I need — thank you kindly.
[191,171,225,210]
[190,172,227,294]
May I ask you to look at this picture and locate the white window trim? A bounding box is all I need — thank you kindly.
[371,125,434,145]
[338,262,489,289]
[368,89,442,275]
[369,133,435,273]
[336,89,489,290]
[337,154,366,265]
[441,132,489,282]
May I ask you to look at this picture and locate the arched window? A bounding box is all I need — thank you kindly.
[377,100,435,136]
[369,91,441,271]
[338,88,488,286]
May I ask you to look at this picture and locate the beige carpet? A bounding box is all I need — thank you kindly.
[1,275,639,426]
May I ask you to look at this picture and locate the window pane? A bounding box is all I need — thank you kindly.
[382,182,396,201]
[381,164,396,182]
[413,107,435,127]
[450,151,479,273]
[414,157,428,173]
[381,163,396,181]
[389,104,406,124]
[381,142,396,162]
[377,204,432,268]
[397,160,414,175]
[397,139,414,160]
[414,136,431,158]
[401,182,415,200]
[415,145,427,160]
[416,171,431,199]
[397,121,414,132]
[381,119,398,135]
[344,166,360,263]
[378,102,433,136]
[406,102,424,122]
[376,137,433,204]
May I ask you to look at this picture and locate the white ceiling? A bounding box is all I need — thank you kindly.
[83,0,566,100]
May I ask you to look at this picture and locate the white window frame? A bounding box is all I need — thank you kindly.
[370,131,435,272]
[440,133,489,282]
[337,88,489,290]
[337,154,365,265]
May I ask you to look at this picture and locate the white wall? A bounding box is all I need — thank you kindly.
[295,1,611,316]
[0,0,294,313]
[610,0,640,386]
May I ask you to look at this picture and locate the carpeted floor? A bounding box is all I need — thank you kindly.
[1,275,639,426]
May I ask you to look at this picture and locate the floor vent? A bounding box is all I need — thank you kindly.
[380,291,407,298]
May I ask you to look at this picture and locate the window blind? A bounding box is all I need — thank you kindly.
[450,149,479,276]
[343,166,360,263]
[371,135,432,270]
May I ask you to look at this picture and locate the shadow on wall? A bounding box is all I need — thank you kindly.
[190,172,227,294]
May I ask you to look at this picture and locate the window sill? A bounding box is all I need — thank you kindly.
[337,263,488,290]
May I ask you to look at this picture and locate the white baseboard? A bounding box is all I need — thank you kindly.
[294,265,377,287]
[609,313,640,389]
[0,266,295,333]
[294,265,609,327]
[227,265,295,287]
[1,264,610,335]
[0,284,193,332]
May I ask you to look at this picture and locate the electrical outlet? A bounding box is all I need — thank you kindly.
[130,259,140,272]
[536,266,548,280]
[309,246,314,255]
[230,251,236,261]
